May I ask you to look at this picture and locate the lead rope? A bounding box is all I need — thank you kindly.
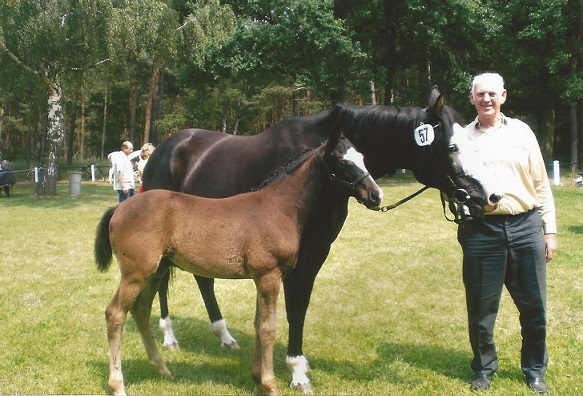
[377,185,430,212]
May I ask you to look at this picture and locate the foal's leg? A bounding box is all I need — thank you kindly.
[105,280,145,396]
[251,272,282,396]
[132,269,173,379]
[195,275,240,349]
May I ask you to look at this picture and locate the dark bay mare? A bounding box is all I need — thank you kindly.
[95,131,382,396]
[142,87,495,392]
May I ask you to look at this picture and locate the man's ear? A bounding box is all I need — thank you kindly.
[500,89,508,105]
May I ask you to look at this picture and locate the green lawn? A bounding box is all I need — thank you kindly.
[0,175,581,395]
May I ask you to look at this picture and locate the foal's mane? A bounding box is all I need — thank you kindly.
[253,142,324,191]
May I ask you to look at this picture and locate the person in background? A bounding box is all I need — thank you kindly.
[0,159,16,196]
[457,72,557,394]
[137,143,155,193]
[111,141,135,202]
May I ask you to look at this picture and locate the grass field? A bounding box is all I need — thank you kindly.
[0,174,581,395]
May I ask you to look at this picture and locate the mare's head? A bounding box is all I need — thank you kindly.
[410,86,497,217]
[321,130,383,210]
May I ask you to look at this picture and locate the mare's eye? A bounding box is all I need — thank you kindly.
[448,144,459,153]
[338,160,347,168]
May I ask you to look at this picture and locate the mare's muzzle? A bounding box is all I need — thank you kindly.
[453,188,470,204]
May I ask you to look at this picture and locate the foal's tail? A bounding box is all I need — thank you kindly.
[94,206,116,272]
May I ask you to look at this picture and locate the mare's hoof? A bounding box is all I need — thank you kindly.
[163,342,179,350]
[221,340,240,350]
[291,383,314,395]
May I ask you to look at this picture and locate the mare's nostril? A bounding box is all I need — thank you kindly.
[371,190,381,204]
[489,193,502,204]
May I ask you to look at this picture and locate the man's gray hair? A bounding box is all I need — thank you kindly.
[470,72,505,94]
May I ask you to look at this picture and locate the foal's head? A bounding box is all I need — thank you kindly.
[321,133,383,210]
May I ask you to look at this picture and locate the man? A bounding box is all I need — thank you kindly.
[457,73,557,394]
[0,159,16,196]
[111,141,135,202]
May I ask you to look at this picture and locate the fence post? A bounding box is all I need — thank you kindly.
[553,160,560,186]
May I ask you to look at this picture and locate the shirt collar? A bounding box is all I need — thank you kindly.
[473,113,507,132]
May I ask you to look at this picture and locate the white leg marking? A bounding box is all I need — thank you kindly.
[211,319,240,349]
[159,316,179,350]
[286,355,312,388]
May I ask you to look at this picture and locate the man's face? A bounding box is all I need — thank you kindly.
[469,80,507,120]
[122,145,133,155]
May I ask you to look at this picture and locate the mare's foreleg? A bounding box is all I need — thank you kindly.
[284,245,331,394]
[158,260,179,349]
[133,266,173,379]
[195,275,240,349]
[251,272,282,396]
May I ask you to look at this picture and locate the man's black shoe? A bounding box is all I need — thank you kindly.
[527,378,547,394]
[470,373,491,391]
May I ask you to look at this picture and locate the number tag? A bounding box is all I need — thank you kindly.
[414,124,435,146]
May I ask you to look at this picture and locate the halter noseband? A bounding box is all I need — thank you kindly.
[316,149,371,194]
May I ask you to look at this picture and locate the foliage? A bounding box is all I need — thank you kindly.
[1,0,582,170]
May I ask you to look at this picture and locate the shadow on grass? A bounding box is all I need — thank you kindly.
[88,315,282,394]
[567,225,583,234]
[88,314,528,393]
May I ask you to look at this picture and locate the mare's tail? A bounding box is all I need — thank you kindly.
[95,206,117,272]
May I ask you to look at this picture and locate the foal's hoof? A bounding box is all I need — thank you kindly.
[292,383,314,395]
[221,340,240,350]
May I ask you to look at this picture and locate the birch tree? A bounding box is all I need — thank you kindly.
[0,0,112,195]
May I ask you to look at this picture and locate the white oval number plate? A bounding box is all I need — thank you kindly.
[414,124,435,146]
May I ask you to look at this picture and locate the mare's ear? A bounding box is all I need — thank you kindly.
[428,85,445,114]
[324,128,344,155]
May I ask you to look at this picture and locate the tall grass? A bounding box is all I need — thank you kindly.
[0,175,581,395]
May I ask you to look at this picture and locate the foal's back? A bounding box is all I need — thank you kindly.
[111,157,315,280]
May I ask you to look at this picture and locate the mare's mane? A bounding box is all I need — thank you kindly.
[326,103,464,145]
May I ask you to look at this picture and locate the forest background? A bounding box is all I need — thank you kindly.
[1,0,582,196]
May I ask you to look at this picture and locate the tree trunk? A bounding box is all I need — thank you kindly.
[80,82,86,161]
[570,104,578,172]
[37,75,64,196]
[0,107,4,152]
[101,87,108,159]
[129,74,138,145]
[150,65,164,146]
[67,104,76,165]
[143,59,162,144]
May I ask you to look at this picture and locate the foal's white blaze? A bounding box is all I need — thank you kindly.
[344,147,384,202]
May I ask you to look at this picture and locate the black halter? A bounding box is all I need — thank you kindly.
[315,149,372,195]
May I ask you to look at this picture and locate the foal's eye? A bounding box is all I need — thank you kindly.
[448,144,459,153]
[338,160,347,168]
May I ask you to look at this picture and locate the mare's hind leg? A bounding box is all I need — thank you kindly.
[158,261,180,350]
[195,275,240,349]
[133,266,173,378]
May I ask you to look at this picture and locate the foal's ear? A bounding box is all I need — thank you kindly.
[324,128,344,154]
